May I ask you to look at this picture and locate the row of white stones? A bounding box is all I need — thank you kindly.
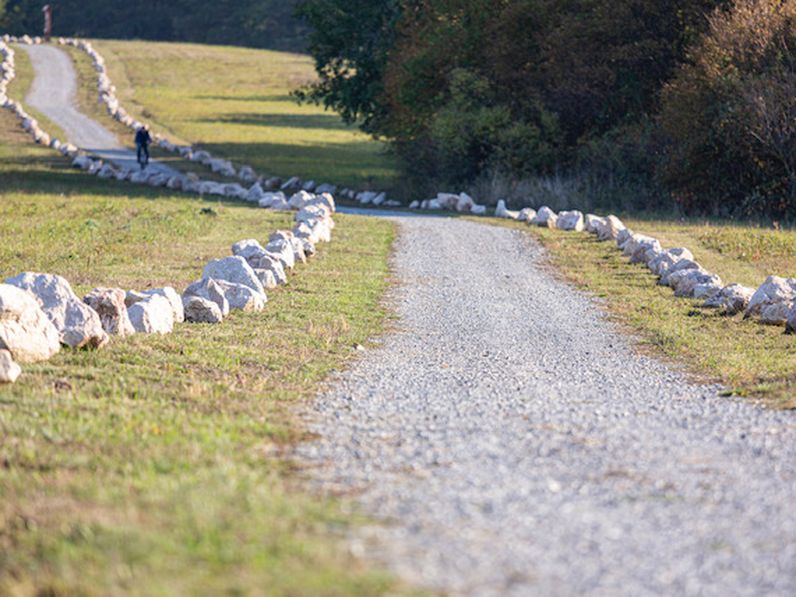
[0,197,337,384]
[493,201,796,334]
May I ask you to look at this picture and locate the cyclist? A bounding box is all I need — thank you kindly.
[134,125,152,170]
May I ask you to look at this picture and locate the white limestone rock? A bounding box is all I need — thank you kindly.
[0,283,60,363]
[202,256,265,296]
[83,287,135,337]
[595,215,626,241]
[556,210,585,232]
[5,273,108,349]
[532,206,558,228]
[703,284,756,315]
[745,276,796,321]
[0,349,21,384]
[127,295,175,334]
[142,287,184,323]
[182,295,223,324]
[215,281,266,312]
[183,277,230,317]
[518,208,537,223]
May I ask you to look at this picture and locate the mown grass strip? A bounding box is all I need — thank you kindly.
[1,91,402,593]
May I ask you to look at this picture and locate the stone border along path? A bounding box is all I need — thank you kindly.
[299,212,796,596]
[2,35,794,334]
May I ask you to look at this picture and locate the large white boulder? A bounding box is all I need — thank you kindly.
[495,200,520,220]
[556,210,585,232]
[622,234,662,264]
[648,248,694,277]
[5,273,108,349]
[671,271,722,298]
[659,259,702,287]
[232,239,268,266]
[703,284,755,315]
[518,208,537,223]
[182,295,223,324]
[0,349,21,384]
[595,215,626,241]
[246,183,265,203]
[532,206,558,228]
[202,256,265,296]
[127,295,175,334]
[183,277,230,316]
[585,214,605,233]
[142,287,184,323]
[0,283,60,363]
[289,190,316,210]
[759,301,794,326]
[215,281,266,312]
[265,238,297,271]
[786,304,796,334]
[83,288,135,337]
[744,276,796,321]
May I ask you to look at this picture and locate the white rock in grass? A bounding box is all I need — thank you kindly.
[0,283,61,363]
[215,281,266,312]
[232,239,268,266]
[532,206,558,228]
[760,301,794,326]
[703,284,755,315]
[266,238,297,271]
[142,287,184,323]
[0,349,21,384]
[183,295,223,324]
[127,295,175,334]
[202,256,265,296]
[251,254,288,286]
[124,290,149,308]
[289,190,315,210]
[495,200,520,220]
[315,183,337,195]
[183,278,230,317]
[585,214,605,233]
[622,234,662,264]
[456,193,475,213]
[5,273,108,349]
[246,182,265,203]
[471,204,487,215]
[672,271,722,299]
[786,304,796,334]
[518,208,537,222]
[258,191,286,209]
[595,215,626,241]
[254,268,278,290]
[557,210,585,232]
[659,259,703,288]
[83,287,135,337]
[744,276,796,321]
[648,248,694,277]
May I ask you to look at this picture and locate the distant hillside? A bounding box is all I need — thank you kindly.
[0,0,307,52]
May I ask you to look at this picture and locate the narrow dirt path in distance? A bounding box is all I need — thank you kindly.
[23,44,177,176]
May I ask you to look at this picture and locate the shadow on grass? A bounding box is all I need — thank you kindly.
[202,112,349,131]
[0,163,249,208]
[195,94,294,103]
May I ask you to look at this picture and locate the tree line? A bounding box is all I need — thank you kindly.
[0,0,306,52]
[298,0,796,219]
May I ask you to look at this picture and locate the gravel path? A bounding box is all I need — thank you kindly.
[22,44,176,176]
[300,215,796,596]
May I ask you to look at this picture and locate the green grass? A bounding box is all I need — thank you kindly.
[0,78,403,593]
[474,216,796,407]
[82,40,398,190]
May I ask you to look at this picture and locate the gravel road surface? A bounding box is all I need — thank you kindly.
[300,215,796,596]
[22,44,176,176]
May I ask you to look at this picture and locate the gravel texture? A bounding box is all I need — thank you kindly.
[299,215,796,596]
[22,44,177,176]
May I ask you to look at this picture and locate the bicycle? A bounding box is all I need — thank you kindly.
[136,144,150,171]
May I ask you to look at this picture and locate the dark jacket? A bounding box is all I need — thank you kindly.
[135,129,152,147]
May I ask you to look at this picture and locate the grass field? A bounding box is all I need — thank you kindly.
[475,216,796,407]
[79,40,398,191]
[0,66,401,593]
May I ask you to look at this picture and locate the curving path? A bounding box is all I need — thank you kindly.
[22,44,176,176]
[300,215,796,595]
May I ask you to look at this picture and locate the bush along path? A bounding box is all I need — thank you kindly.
[298,213,796,595]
